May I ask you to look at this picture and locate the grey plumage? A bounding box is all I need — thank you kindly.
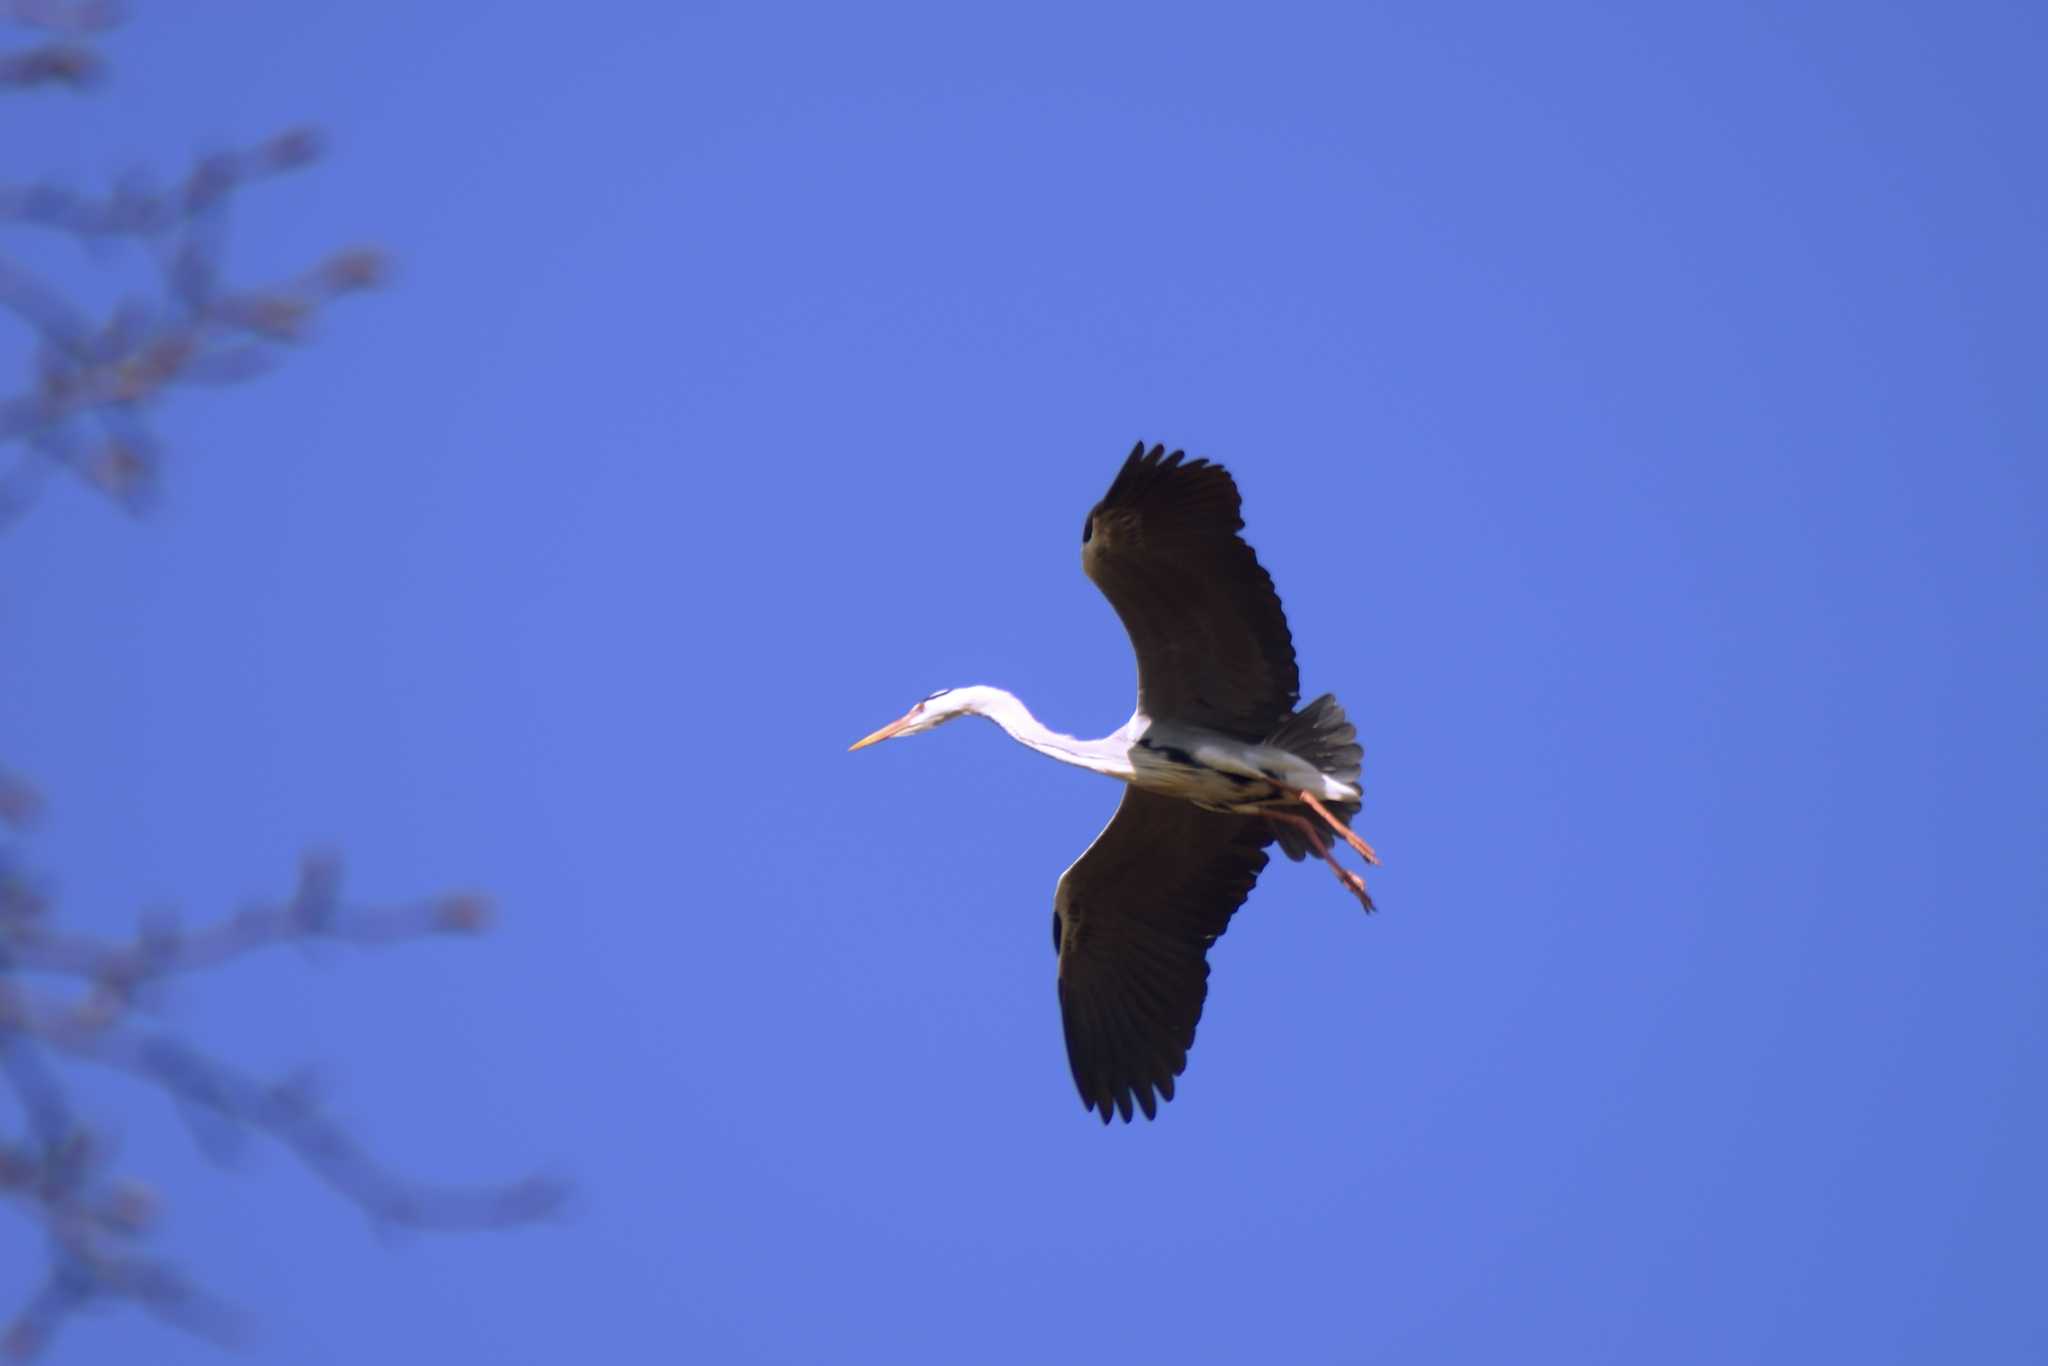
[851,442,1377,1122]
[1054,443,1371,1122]
[1264,694,1363,861]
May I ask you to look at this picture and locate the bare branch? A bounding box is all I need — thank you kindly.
[0,42,99,90]
[2,124,386,526]
[0,771,41,830]
[3,2,123,37]
[5,11,560,1356]
[1,1,118,94]
[1,132,324,240]
[0,239,389,523]
[11,998,568,1235]
[3,851,492,1001]
[3,1235,246,1359]
[0,845,561,1357]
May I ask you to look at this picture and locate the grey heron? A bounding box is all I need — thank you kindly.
[850,442,1380,1123]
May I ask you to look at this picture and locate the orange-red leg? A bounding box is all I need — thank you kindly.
[1298,790,1381,866]
[1265,810,1376,912]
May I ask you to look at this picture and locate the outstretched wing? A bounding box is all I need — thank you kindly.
[1052,787,1273,1122]
[1081,442,1300,739]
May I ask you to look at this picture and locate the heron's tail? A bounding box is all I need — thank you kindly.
[1266,694,1364,862]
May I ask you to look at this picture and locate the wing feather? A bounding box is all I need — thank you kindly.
[1081,442,1300,738]
[1053,787,1272,1122]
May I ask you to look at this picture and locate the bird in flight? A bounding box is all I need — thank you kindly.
[850,442,1380,1123]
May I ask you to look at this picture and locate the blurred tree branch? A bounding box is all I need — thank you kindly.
[4,8,563,1359]
[0,846,568,1359]
[0,116,389,525]
[0,2,117,93]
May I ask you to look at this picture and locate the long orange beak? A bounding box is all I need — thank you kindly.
[848,710,917,751]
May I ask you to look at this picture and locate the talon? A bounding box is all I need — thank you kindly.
[1331,863,1375,912]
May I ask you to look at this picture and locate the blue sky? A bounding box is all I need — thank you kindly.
[3,3,2043,1361]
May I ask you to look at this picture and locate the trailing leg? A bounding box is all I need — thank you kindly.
[1298,790,1380,866]
[1265,810,1375,912]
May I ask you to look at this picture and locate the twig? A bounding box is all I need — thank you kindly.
[0,850,562,1358]
[1,126,387,524]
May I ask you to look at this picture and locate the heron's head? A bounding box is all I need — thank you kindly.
[848,688,980,750]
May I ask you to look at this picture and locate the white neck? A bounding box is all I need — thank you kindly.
[955,686,1135,780]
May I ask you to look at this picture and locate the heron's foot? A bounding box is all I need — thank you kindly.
[1337,866,1376,914]
[1265,809,1378,914]
[1297,790,1381,866]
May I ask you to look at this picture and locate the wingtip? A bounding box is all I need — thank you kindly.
[1081,1082,1170,1124]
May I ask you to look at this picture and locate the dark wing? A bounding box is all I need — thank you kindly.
[1081,442,1300,739]
[1052,787,1273,1122]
